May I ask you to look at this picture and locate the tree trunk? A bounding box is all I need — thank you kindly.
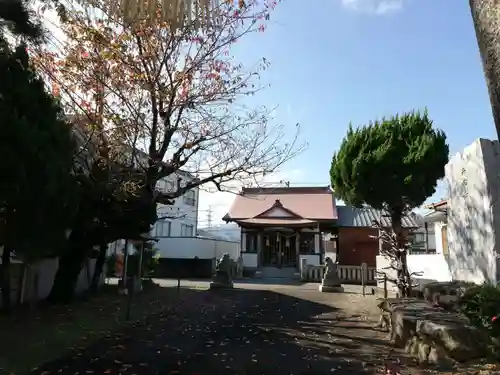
[90,244,107,293]
[390,211,411,298]
[47,243,87,304]
[0,246,11,313]
[470,0,500,139]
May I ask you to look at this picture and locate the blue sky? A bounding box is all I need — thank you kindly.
[223,0,496,203]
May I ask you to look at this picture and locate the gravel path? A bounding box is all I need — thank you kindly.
[30,283,407,375]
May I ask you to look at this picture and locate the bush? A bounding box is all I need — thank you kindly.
[124,248,159,278]
[460,283,500,337]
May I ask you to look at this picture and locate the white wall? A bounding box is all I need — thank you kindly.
[445,138,499,284]
[298,254,321,276]
[376,254,452,291]
[427,228,437,251]
[156,237,240,260]
[242,253,258,268]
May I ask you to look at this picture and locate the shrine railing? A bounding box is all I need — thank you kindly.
[301,264,376,285]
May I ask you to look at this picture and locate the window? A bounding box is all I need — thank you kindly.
[410,232,426,246]
[156,180,166,193]
[408,232,436,254]
[166,180,175,192]
[157,208,170,219]
[299,233,315,254]
[183,189,196,206]
[155,220,171,237]
[181,224,194,237]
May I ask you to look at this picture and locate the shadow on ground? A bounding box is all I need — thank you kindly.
[236,277,304,286]
[30,287,397,375]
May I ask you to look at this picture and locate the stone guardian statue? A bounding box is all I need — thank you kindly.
[210,253,234,290]
[319,257,344,293]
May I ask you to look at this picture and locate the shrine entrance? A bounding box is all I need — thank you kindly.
[261,232,297,268]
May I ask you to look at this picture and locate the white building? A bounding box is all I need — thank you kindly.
[153,170,199,239]
[423,200,448,255]
[151,173,240,269]
[106,146,200,260]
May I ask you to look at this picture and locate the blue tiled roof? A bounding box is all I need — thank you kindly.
[336,205,422,228]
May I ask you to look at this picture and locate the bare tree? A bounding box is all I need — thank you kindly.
[373,219,422,298]
[32,0,304,203]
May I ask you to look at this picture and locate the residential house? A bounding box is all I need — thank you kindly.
[153,170,199,240]
[223,186,338,277]
[423,200,448,255]
[336,206,423,267]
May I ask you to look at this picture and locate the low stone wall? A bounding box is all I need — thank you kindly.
[421,280,475,309]
[378,298,489,365]
[2,258,105,307]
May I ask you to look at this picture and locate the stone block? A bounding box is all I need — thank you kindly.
[392,309,419,347]
[417,319,488,362]
[381,297,490,363]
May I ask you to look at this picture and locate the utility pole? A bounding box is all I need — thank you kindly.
[207,205,213,228]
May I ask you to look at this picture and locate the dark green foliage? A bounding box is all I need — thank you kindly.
[0,0,43,41]
[104,244,158,279]
[0,42,76,258]
[331,110,449,297]
[48,170,158,302]
[127,248,160,278]
[75,165,158,249]
[330,110,449,213]
[460,284,500,338]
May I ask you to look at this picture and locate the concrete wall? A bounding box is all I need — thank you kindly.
[427,226,437,251]
[445,138,500,284]
[376,254,452,292]
[155,236,241,260]
[242,253,258,268]
[3,258,105,307]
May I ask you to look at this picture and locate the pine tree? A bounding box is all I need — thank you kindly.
[330,110,449,297]
[0,42,76,310]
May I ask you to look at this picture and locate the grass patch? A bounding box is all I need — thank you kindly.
[0,281,195,374]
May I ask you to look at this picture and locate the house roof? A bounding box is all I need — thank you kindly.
[236,218,317,226]
[424,200,448,210]
[223,186,337,223]
[336,206,422,228]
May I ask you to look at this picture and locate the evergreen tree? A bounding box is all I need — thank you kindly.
[0,0,43,41]
[0,42,76,310]
[330,110,449,297]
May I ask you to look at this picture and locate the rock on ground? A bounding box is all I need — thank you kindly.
[379,298,489,365]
